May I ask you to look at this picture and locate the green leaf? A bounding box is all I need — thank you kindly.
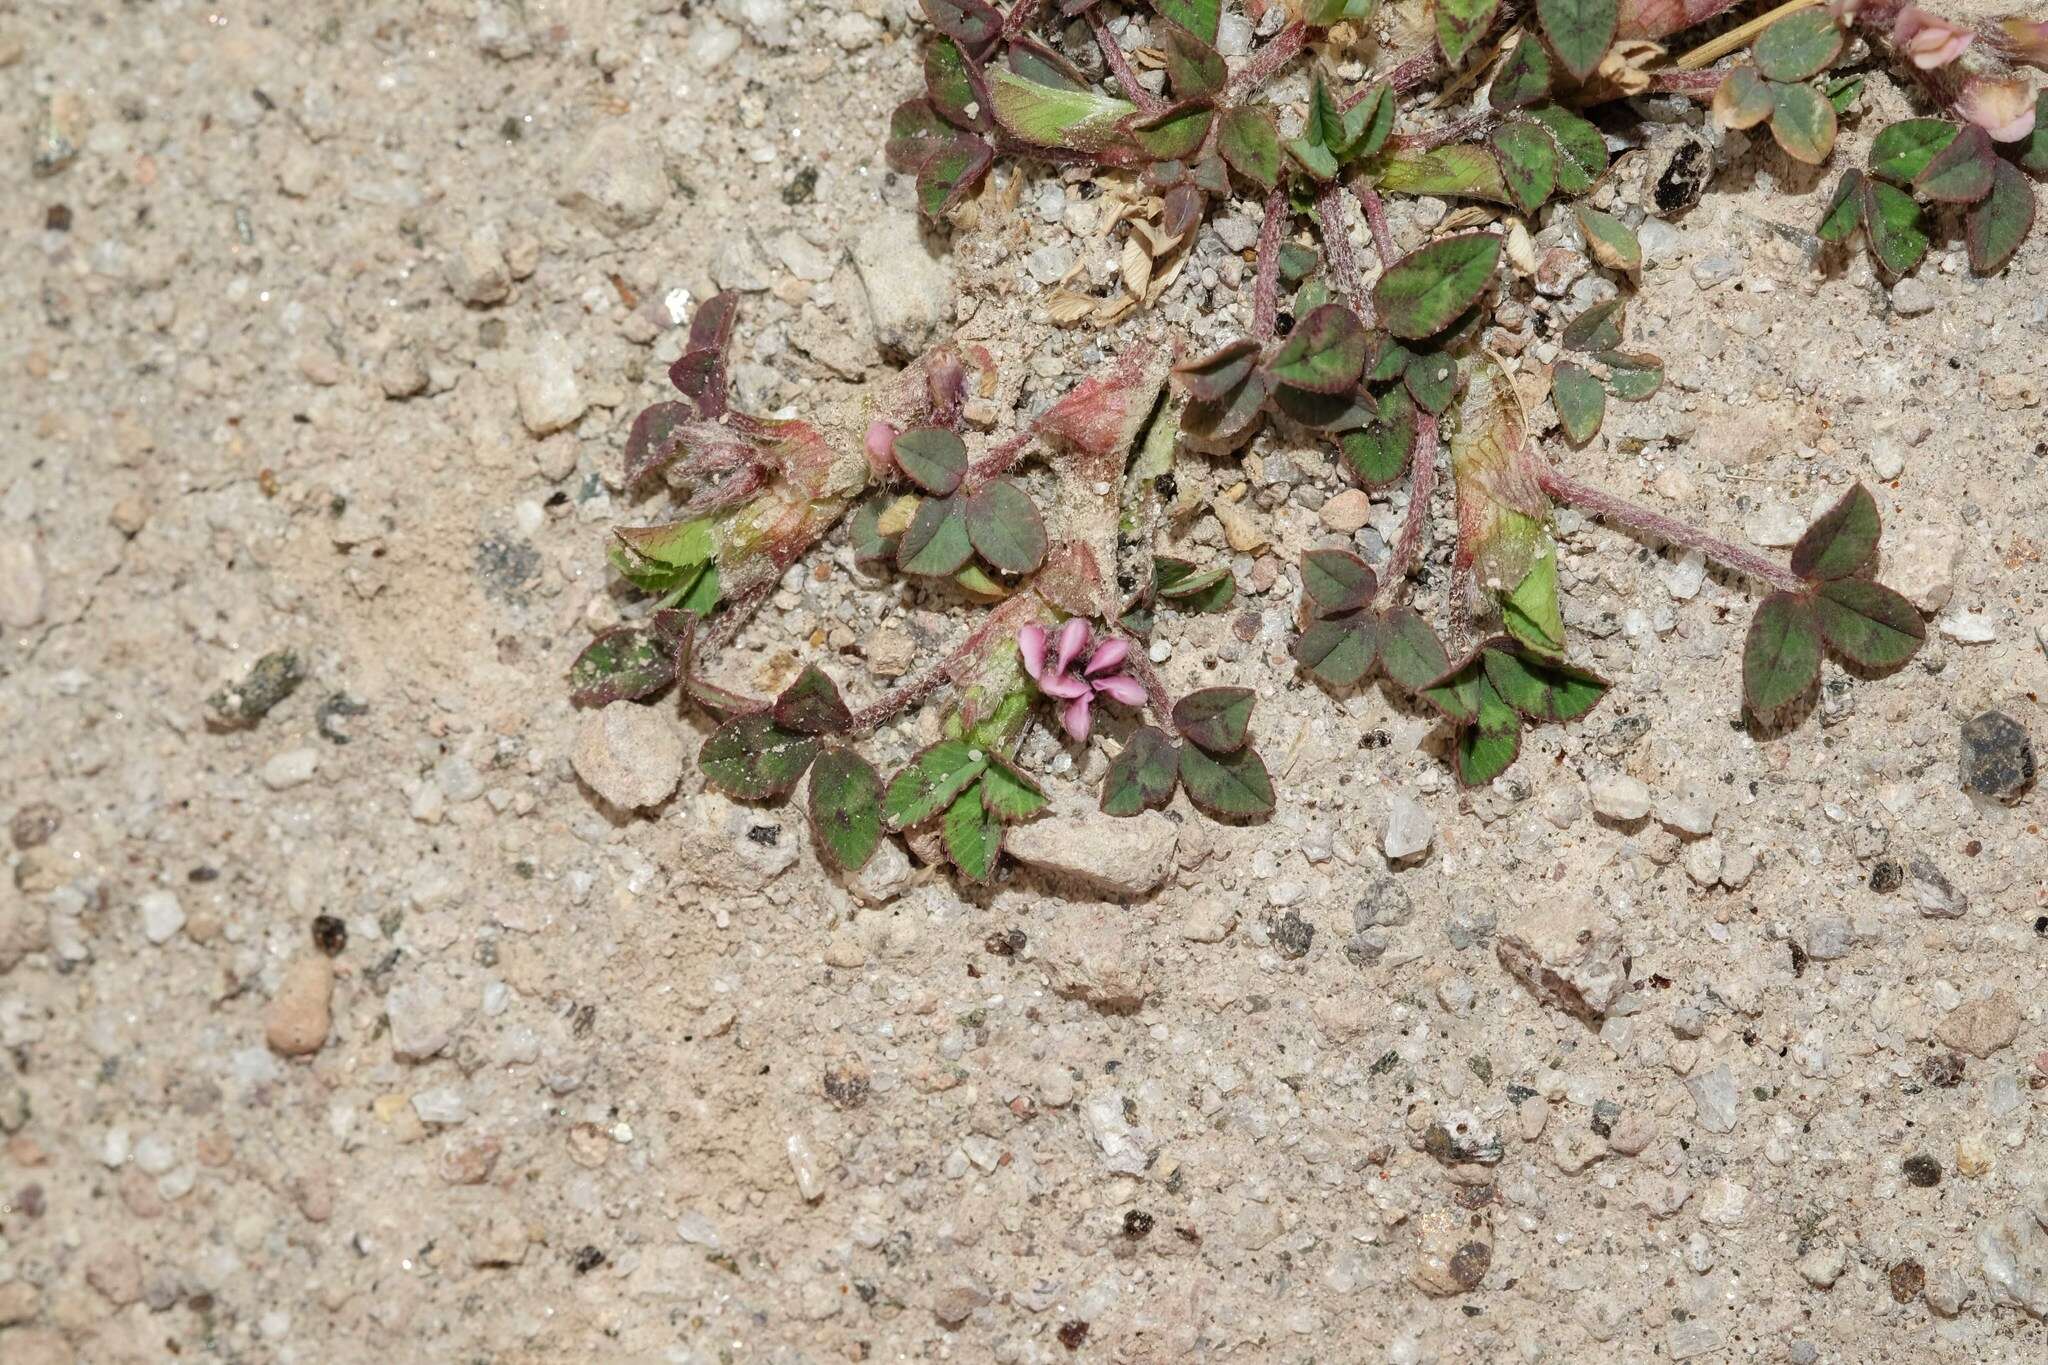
[1346,82,1397,162]
[1100,725,1181,816]
[1339,387,1417,486]
[1552,360,1605,444]
[1491,36,1552,111]
[1217,105,1282,190]
[1790,483,1879,581]
[1825,74,1863,115]
[925,37,983,130]
[1598,350,1663,401]
[981,756,1049,822]
[943,781,1004,881]
[1267,303,1369,393]
[1490,120,1558,215]
[1420,654,1485,723]
[1006,37,1091,94]
[1870,119,1957,184]
[1752,8,1843,83]
[1482,645,1607,722]
[964,478,1048,574]
[922,0,1001,55]
[569,628,676,705]
[1537,0,1618,83]
[953,562,1007,599]
[1438,0,1504,70]
[1768,81,1836,165]
[616,517,717,568]
[1174,339,1260,403]
[1378,607,1450,691]
[1279,241,1322,283]
[1501,548,1565,655]
[1560,298,1623,353]
[1813,578,1925,671]
[676,561,721,616]
[1916,123,1995,204]
[893,426,967,495]
[1178,743,1276,819]
[1455,678,1523,786]
[1574,206,1641,273]
[773,663,852,734]
[1369,144,1514,205]
[1817,168,1865,243]
[700,714,821,800]
[1524,105,1607,192]
[886,97,955,176]
[1713,66,1774,131]
[1183,368,1269,447]
[1270,382,1376,432]
[1966,160,2037,275]
[884,739,988,828]
[897,496,973,576]
[1173,686,1257,753]
[2025,92,2048,175]
[1132,102,1215,162]
[1160,25,1226,99]
[851,493,903,565]
[1860,177,1929,277]
[807,747,883,873]
[1374,233,1503,340]
[1287,134,1341,182]
[988,66,1137,155]
[1294,615,1378,687]
[1301,549,1379,616]
[1403,346,1461,414]
[1743,592,1823,716]
[1155,559,1236,611]
[915,133,994,218]
[1152,0,1222,44]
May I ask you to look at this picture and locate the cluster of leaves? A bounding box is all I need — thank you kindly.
[1099,687,1277,819]
[1741,484,1926,719]
[1711,8,1855,166]
[1821,111,2046,276]
[877,732,1051,882]
[853,426,1050,597]
[1546,297,1664,445]
[1118,553,1238,635]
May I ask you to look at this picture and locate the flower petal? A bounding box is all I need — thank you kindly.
[1959,76,2039,142]
[1062,694,1095,742]
[1093,673,1147,706]
[1017,624,1047,680]
[1054,618,1091,676]
[1083,636,1130,675]
[1037,672,1091,700]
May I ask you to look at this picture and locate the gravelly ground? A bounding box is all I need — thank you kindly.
[3,2,2047,1363]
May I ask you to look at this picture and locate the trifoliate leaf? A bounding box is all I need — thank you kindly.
[807,747,883,873]
[1100,725,1180,816]
[700,714,821,799]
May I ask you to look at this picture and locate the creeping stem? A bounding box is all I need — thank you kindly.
[1117,643,1181,741]
[1535,468,1808,593]
[1383,411,1440,603]
[1315,182,1368,320]
[1350,184,1398,267]
[1227,21,1308,97]
[1250,187,1289,341]
[1089,10,1167,118]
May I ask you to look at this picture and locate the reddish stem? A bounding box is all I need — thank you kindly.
[968,429,1037,486]
[1351,184,1397,266]
[1383,48,1444,98]
[1002,0,1045,40]
[1118,642,1180,740]
[1316,182,1368,318]
[1410,111,1492,154]
[847,595,1039,736]
[1647,68,1729,97]
[1535,467,1806,593]
[1383,411,1439,602]
[1227,21,1308,97]
[1251,187,1288,341]
[1089,10,1167,118]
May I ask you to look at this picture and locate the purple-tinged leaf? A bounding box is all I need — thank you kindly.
[1916,122,1996,203]
[1173,687,1256,754]
[568,627,677,705]
[1552,359,1605,444]
[1860,177,1929,277]
[893,426,968,495]
[1161,182,1206,241]
[624,401,693,486]
[926,36,991,131]
[917,131,995,218]
[1378,607,1450,691]
[897,496,974,577]
[1818,169,1864,242]
[1481,645,1607,722]
[1131,101,1215,162]
[1768,81,1836,165]
[1439,0,1505,69]
[1217,105,1282,190]
[1561,298,1624,353]
[1743,592,1823,716]
[1101,725,1181,815]
[1813,578,1924,670]
[1490,120,1557,215]
[850,493,903,564]
[1153,0,1221,44]
[1491,35,1552,111]
[981,757,1049,822]
[1178,742,1276,819]
[1374,233,1503,340]
[1751,7,1843,83]
[1537,0,1617,82]
[1270,382,1376,432]
[1965,160,2036,274]
[1007,37,1091,94]
[964,479,1048,574]
[1295,616,1378,688]
[1870,119,1958,184]
[807,747,883,873]
[1790,483,1879,581]
[1267,303,1370,394]
[920,0,1002,57]
[1160,24,1226,99]
[886,97,956,175]
[1300,549,1378,617]
[1420,654,1485,725]
[1183,369,1269,448]
[1173,339,1260,403]
[700,714,820,800]
[773,663,852,735]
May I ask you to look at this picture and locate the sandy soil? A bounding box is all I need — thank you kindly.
[2,2,2047,1362]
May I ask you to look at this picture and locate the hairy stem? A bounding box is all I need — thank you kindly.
[1119,643,1181,740]
[1002,0,1045,41]
[1089,10,1167,118]
[1383,411,1440,602]
[848,596,1035,736]
[1316,182,1368,318]
[968,429,1037,486]
[1228,20,1308,97]
[1536,467,1807,593]
[1646,68,1731,96]
[1350,184,1398,266]
[1251,187,1288,341]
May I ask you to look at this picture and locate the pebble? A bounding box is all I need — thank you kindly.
[1664,550,1705,600]
[773,230,835,283]
[516,333,587,436]
[1589,774,1650,821]
[1495,902,1630,1020]
[1656,783,1717,836]
[1039,906,1155,1011]
[1889,524,1961,612]
[558,123,669,234]
[1935,992,2021,1058]
[1744,502,1805,548]
[1320,489,1373,532]
[1954,1132,1993,1178]
[571,701,685,809]
[1867,435,1906,480]
[1005,807,1177,897]
[0,534,47,628]
[1797,1243,1846,1288]
[1938,609,1996,643]
[1979,1209,2048,1317]
[261,748,320,790]
[1182,902,1237,942]
[853,212,952,360]
[85,1243,143,1306]
[264,954,334,1056]
[1686,1065,1739,1134]
[411,1087,467,1125]
[386,973,463,1062]
[138,891,186,945]
[1889,276,1938,316]
[1382,796,1434,861]
[1959,711,2036,803]
[446,224,511,305]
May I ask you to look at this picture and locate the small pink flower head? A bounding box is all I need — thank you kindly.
[863,420,899,479]
[1892,6,1976,69]
[1017,620,1146,742]
[1958,75,2040,141]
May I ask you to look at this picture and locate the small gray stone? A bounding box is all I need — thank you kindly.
[138,891,186,945]
[386,973,463,1062]
[1960,711,2035,805]
[0,534,47,629]
[1686,1065,1739,1134]
[572,702,684,810]
[261,748,320,790]
[1589,774,1650,822]
[446,224,512,305]
[1889,276,1938,316]
[515,333,586,436]
[559,123,669,234]
[852,212,952,360]
[1382,796,1434,861]
[1352,876,1414,930]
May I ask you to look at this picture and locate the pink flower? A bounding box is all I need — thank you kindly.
[1892,6,1976,69]
[1018,620,1146,742]
[1958,75,2040,141]
[863,420,899,479]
